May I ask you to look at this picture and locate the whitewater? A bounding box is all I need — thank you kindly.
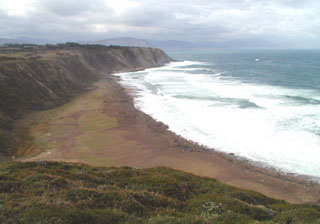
[118,49,320,180]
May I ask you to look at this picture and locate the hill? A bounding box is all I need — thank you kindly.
[0,38,32,45]
[1,161,319,224]
[84,37,279,49]
[0,44,172,157]
[87,37,152,48]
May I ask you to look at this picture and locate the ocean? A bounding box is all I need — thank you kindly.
[118,49,320,181]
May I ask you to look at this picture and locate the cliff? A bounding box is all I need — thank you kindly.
[1,46,319,224]
[0,46,173,156]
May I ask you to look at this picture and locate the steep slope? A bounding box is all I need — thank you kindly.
[0,46,172,156]
[78,46,172,72]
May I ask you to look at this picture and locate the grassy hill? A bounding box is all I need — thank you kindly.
[0,161,319,224]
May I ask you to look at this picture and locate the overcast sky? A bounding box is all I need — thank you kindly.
[0,0,320,48]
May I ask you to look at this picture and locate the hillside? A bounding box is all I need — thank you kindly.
[1,161,320,224]
[0,45,320,224]
[0,45,172,157]
[88,37,152,48]
[85,37,279,49]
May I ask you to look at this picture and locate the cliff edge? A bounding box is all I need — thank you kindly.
[0,46,173,156]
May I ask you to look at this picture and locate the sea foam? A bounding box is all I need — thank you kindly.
[119,58,320,180]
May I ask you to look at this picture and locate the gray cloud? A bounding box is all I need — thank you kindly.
[0,0,319,47]
[39,0,106,16]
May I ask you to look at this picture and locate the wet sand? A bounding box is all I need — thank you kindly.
[21,71,320,204]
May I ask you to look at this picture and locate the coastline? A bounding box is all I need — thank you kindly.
[110,71,320,203]
[116,70,320,184]
[20,67,320,204]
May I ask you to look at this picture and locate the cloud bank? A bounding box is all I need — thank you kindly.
[0,0,320,47]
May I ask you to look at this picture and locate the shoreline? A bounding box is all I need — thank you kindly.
[20,66,320,204]
[116,68,320,185]
[113,72,320,201]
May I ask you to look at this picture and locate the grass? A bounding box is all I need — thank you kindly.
[77,131,125,151]
[10,100,78,157]
[10,85,121,163]
[0,161,319,224]
[78,111,118,132]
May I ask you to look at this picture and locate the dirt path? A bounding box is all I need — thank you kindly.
[19,76,320,204]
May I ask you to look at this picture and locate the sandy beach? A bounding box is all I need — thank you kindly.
[19,70,320,204]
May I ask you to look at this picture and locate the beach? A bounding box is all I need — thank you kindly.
[19,69,320,204]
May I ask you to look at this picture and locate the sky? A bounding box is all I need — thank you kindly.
[0,0,320,48]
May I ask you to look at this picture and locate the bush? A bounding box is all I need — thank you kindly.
[19,208,130,224]
[0,161,319,224]
[274,208,320,223]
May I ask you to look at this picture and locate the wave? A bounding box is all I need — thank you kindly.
[119,60,320,179]
[174,95,263,109]
[283,95,320,105]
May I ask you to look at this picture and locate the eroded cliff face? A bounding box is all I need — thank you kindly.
[79,46,173,73]
[0,46,173,155]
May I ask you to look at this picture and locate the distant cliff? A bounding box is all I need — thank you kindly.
[0,46,173,155]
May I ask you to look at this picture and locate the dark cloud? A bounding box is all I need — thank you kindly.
[0,0,319,47]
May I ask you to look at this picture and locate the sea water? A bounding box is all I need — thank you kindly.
[118,49,320,180]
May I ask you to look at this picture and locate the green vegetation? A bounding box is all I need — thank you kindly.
[0,42,136,54]
[0,161,319,223]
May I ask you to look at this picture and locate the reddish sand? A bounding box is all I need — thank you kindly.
[21,74,320,204]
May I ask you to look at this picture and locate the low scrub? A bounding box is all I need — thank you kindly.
[0,161,319,223]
